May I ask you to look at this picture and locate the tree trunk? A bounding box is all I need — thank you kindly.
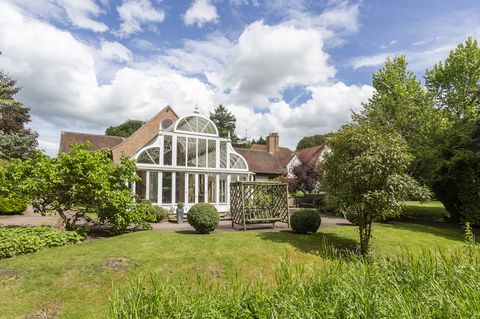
[359,219,373,255]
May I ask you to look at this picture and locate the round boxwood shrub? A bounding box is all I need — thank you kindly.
[0,196,29,215]
[187,203,219,234]
[290,209,321,234]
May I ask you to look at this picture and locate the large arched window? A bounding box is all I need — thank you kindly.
[137,147,160,164]
[175,115,218,136]
[229,153,247,169]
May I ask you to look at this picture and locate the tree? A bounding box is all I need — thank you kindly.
[288,160,321,193]
[251,136,266,145]
[0,71,38,159]
[296,133,334,150]
[5,144,155,232]
[425,38,480,223]
[105,119,145,138]
[209,105,237,141]
[322,124,430,254]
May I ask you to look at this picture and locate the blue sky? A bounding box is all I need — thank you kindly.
[1,0,479,155]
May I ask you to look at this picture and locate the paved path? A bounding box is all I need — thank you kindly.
[1,207,349,232]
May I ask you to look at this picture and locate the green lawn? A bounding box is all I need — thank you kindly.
[402,201,447,220]
[0,222,468,318]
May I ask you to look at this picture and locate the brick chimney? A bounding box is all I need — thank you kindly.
[266,132,279,154]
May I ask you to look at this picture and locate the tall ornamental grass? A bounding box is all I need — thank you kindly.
[110,244,480,318]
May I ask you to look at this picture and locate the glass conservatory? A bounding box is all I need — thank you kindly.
[132,113,251,212]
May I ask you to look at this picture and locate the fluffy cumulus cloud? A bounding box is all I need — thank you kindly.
[115,0,165,37]
[183,0,219,27]
[0,1,373,155]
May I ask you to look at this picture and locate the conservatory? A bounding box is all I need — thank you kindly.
[132,112,251,212]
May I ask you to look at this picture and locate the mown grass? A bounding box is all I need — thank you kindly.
[0,222,471,318]
[402,201,447,220]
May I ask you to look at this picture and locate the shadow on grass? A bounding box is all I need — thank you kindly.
[258,229,359,259]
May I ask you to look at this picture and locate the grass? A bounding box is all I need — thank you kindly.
[402,201,447,220]
[0,222,471,318]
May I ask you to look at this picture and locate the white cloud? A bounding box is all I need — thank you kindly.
[115,0,165,37]
[350,53,391,70]
[183,0,219,27]
[99,41,133,62]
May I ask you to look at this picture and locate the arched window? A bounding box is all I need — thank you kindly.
[175,115,218,135]
[229,153,247,169]
[137,147,160,164]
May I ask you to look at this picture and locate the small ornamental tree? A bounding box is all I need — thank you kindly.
[7,143,154,232]
[322,124,430,254]
[288,160,321,193]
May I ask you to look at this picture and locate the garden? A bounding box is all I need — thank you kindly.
[0,38,480,318]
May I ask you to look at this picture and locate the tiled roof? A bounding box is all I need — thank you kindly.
[251,144,267,151]
[234,148,285,175]
[274,147,296,167]
[59,131,124,154]
[296,145,325,167]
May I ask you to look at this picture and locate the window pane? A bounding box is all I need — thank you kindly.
[149,171,158,203]
[187,137,197,167]
[230,153,247,169]
[176,172,185,204]
[137,148,159,164]
[135,171,147,200]
[162,172,172,204]
[198,174,205,202]
[219,174,227,203]
[208,173,216,203]
[188,174,195,204]
[198,139,207,167]
[220,141,227,168]
[176,136,186,166]
[163,135,172,166]
[207,139,216,168]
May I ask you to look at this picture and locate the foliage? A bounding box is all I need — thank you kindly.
[3,143,153,232]
[105,119,145,138]
[209,105,238,141]
[111,245,480,319]
[0,196,29,215]
[290,209,321,234]
[177,202,184,209]
[322,124,430,254]
[296,133,334,150]
[187,203,219,234]
[425,38,480,224]
[0,226,84,259]
[152,206,169,222]
[288,160,321,193]
[251,136,266,145]
[0,70,38,160]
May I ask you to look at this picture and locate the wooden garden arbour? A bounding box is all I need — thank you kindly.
[230,181,290,230]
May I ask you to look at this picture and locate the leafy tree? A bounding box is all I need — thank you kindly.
[296,133,334,150]
[0,71,38,159]
[251,136,266,145]
[425,38,480,223]
[3,144,155,232]
[209,105,237,141]
[105,119,145,138]
[288,160,321,193]
[354,55,439,183]
[322,124,430,254]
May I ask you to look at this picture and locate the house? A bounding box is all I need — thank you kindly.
[59,106,326,212]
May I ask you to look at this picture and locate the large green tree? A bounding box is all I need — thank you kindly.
[425,37,480,223]
[322,124,430,254]
[209,105,237,141]
[105,119,145,138]
[296,133,334,150]
[0,71,38,160]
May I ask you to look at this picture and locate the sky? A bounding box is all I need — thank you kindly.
[1,0,480,156]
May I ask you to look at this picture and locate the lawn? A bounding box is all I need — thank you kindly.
[0,222,469,318]
[402,201,447,220]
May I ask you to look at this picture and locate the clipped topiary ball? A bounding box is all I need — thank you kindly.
[290,209,321,234]
[187,203,219,234]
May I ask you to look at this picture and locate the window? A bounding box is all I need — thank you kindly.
[176,137,186,166]
[176,172,185,204]
[208,173,216,203]
[161,118,173,130]
[163,135,172,166]
[149,171,158,203]
[162,172,172,204]
[176,116,218,135]
[198,139,207,167]
[135,171,147,199]
[219,174,227,203]
[207,139,216,168]
[220,141,227,168]
[187,137,197,167]
[188,174,195,204]
[198,174,205,202]
[137,148,160,164]
[230,153,247,169]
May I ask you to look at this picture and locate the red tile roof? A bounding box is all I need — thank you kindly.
[234,148,285,175]
[59,131,124,154]
[296,145,325,167]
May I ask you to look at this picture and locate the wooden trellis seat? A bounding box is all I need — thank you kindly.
[230,181,290,230]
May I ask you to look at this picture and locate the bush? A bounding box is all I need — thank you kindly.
[187,203,219,234]
[0,226,84,259]
[343,211,358,225]
[152,206,169,223]
[0,196,29,215]
[290,209,321,234]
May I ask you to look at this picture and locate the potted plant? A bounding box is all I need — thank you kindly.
[176,202,185,224]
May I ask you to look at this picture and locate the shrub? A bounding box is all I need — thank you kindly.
[290,209,321,234]
[187,203,219,234]
[0,196,29,215]
[0,226,84,259]
[343,211,358,225]
[152,206,169,223]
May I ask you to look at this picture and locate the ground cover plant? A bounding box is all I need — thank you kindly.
[0,226,84,259]
[0,223,474,318]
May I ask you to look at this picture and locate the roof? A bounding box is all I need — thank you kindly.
[234,148,285,175]
[274,147,296,167]
[296,145,325,167]
[59,131,124,154]
[251,144,267,151]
